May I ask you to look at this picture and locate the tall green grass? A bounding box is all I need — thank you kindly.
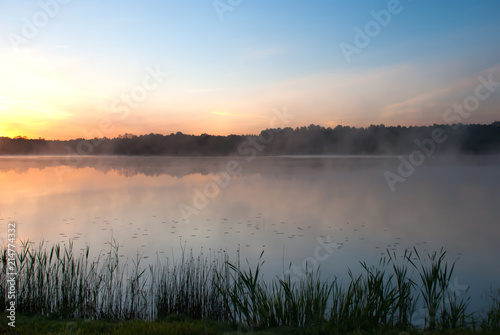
[481,288,500,331]
[0,239,232,321]
[0,239,497,332]
[218,251,334,328]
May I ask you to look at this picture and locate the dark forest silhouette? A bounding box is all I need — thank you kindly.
[1,122,499,156]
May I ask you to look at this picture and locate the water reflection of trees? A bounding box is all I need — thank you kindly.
[1,155,499,179]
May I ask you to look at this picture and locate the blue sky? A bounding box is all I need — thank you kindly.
[0,0,499,139]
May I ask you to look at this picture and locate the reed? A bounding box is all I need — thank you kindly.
[389,249,417,327]
[219,252,334,329]
[481,288,500,331]
[328,255,403,332]
[0,239,497,332]
[154,246,232,321]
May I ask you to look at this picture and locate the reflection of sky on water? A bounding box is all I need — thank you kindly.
[0,155,499,311]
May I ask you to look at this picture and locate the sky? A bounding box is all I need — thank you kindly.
[0,0,499,140]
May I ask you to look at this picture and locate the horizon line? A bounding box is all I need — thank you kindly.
[2,120,499,141]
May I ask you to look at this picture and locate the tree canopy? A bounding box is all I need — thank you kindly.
[1,122,499,156]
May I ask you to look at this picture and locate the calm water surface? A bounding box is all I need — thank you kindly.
[1,155,499,311]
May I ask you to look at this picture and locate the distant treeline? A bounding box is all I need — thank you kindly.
[1,122,500,156]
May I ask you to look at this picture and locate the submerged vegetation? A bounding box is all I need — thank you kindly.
[1,239,499,334]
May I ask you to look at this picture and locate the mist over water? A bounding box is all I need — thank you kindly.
[1,155,499,311]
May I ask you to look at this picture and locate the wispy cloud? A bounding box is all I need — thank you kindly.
[235,61,500,127]
[382,64,500,122]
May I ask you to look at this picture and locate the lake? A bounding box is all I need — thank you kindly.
[1,155,499,314]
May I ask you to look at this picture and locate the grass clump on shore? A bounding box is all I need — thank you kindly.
[1,239,499,334]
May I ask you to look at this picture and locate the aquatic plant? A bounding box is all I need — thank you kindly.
[0,239,496,332]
